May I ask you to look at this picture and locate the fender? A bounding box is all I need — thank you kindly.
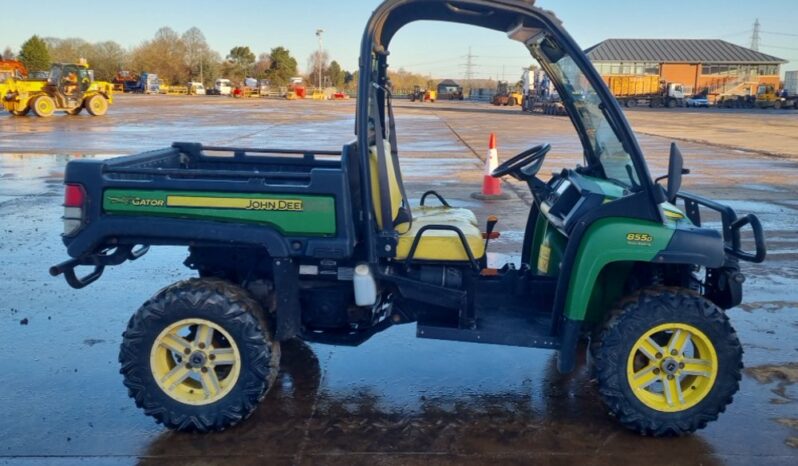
[564,217,674,321]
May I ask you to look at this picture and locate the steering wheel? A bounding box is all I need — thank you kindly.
[491,144,551,180]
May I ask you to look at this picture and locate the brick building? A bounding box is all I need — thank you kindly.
[586,39,786,100]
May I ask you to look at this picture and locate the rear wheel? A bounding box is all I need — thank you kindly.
[508,97,517,106]
[32,95,55,117]
[592,288,742,436]
[667,99,677,108]
[86,94,108,116]
[774,100,783,110]
[119,278,280,432]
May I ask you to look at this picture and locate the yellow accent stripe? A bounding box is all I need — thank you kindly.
[166,196,304,211]
[663,210,684,220]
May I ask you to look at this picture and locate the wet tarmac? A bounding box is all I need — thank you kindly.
[0,96,797,465]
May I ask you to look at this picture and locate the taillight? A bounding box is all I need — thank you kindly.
[64,184,85,207]
[63,184,86,236]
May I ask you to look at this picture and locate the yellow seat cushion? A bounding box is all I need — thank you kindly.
[413,205,479,226]
[395,219,485,261]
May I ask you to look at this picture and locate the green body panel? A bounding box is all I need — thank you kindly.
[564,217,674,321]
[103,189,336,236]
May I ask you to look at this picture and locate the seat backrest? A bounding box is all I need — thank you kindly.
[369,139,407,230]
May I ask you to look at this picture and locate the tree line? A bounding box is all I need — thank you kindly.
[4,27,356,89]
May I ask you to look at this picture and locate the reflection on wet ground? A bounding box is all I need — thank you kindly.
[1,98,797,464]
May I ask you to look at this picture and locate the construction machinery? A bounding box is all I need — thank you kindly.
[52,0,764,437]
[437,80,464,100]
[754,84,798,109]
[492,81,523,106]
[3,62,113,117]
[521,68,565,115]
[409,85,436,102]
[113,71,137,92]
[0,60,28,81]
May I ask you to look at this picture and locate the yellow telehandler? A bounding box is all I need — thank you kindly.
[3,62,113,117]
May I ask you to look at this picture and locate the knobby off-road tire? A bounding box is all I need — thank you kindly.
[32,95,55,117]
[119,278,280,432]
[592,288,742,436]
[86,94,108,116]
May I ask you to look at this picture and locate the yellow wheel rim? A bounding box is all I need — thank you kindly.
[150,318,241,406]
[626,323,718,412]
[37,98,52,113]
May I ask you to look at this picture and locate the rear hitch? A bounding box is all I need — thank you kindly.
[50,245,149,289]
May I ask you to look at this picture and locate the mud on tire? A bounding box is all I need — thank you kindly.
[591,288,743,436]
[119,278,280,432]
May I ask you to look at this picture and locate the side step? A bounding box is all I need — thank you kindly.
[416,310,559,349]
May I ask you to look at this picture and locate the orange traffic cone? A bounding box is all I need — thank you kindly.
[472,133,510,200]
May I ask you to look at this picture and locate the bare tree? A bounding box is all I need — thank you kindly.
[130,27,189,85]
[182,27,210,83]
[307,50,329,87]
[2,47,14,60]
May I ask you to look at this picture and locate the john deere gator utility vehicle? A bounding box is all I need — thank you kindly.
[51,0,766,436]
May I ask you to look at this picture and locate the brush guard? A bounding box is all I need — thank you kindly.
[677,192,766,263]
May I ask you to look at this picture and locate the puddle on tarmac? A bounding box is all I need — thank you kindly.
[0,153,115,202]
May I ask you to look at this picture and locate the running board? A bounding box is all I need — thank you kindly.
[416,311,559,349]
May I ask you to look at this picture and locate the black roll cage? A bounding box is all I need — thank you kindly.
[355,0,664,263]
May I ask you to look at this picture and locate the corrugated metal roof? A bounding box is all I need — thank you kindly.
[586,39,786,64]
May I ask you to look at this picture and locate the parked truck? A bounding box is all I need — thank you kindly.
[606,75,685,108]
[785,71,798,96]
[122,73,160,94]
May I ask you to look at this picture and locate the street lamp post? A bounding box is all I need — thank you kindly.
[315,29,325,89]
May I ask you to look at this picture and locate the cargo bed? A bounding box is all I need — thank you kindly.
[60,142,359,263]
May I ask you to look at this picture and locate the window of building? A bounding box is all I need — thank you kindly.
[594,61,660,75]
[702,63,779,76]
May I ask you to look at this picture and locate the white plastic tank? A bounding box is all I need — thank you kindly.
[353,263,377,306]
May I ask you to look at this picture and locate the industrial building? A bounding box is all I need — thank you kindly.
[586,39,786,100]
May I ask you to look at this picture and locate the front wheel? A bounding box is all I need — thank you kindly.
[85,94,108,116]
[119,278,280,432]
[32,95,55,117]
[592,288,742,436]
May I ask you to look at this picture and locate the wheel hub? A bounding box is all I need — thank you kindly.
[661,357,680,376]
[188,351,207,368]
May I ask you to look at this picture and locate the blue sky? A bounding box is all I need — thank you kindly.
[3,0,796,79]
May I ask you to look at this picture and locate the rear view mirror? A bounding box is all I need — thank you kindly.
[667,143,684,202]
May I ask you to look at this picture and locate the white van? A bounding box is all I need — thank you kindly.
[214,79,232,96]
[188,82,206,95]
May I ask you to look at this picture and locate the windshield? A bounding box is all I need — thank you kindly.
[532,37,639,187]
